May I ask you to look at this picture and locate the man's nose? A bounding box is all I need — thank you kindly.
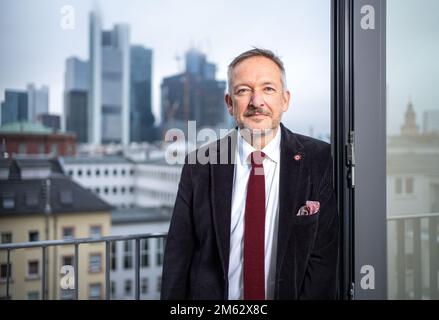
[249,91,265,107]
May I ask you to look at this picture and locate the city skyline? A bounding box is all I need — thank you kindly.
[0,0,331,138]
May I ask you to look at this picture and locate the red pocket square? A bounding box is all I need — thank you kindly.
[297,201,320,216]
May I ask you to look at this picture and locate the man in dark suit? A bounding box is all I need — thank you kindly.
[161,48,339,300]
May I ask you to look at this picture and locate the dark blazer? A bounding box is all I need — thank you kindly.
[161,123,339,300]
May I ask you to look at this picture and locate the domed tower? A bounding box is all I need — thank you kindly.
[400,99,419,137]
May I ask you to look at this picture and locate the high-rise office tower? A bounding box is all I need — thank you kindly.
[161,49,227,134]
[64,57,89,143]
[27,84,49,122]
[130,45,155,142]
[89,11,130,145]
[1,90,28,125]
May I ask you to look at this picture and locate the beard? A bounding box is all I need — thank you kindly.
[237,114,281,147]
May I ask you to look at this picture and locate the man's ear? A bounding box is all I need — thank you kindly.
[225,94,234,116]
[282,90,291,112]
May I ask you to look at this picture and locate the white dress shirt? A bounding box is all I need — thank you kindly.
[228,127,281,300]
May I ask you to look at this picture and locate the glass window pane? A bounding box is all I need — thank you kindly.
[89,283,102,300]
[387,0,439,300]
[89,254,102,273]
[1,232,12,244]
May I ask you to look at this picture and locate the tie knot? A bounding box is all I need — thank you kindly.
[249,151,265,167]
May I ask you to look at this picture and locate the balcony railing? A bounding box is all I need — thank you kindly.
[387,213,439,299]
[0,233,167,300]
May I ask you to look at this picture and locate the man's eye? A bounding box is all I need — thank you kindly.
[236,88,250,94]
[264,87,275,92]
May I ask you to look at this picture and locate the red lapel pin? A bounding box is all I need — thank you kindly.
[294,154,301,161]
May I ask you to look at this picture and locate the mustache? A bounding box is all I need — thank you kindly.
[243,107,272,117]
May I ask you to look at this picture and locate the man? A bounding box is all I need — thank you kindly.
[161,48,339,300]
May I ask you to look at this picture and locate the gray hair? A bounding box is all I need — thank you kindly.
[227,48,287,94]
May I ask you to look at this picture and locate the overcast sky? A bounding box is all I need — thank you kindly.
[387,0,439,134]
[3,0,436,138]
[0,0,331,138]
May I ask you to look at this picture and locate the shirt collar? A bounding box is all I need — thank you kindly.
[237,126,281,165]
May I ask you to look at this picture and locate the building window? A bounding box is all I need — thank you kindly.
[90,225,102,238]
[68,170,73,176]
[113,169,117,176]
[28,260,39,278]
[95,187,100,194]
[141,278,148,294]
[2,192,15,209]
[0,263,12,280]
[123,240,133,269]
[406,177,414,194]
[156,276,161,293]
[27,291,39,300]
[62,256,74,268]
[113,187,117,194]
[89,253,102,273]
[1,232,12,244]
[141,239,149,267]
[156,238,164,266]
[104,169,109,176]
[77,169,82,177]
[62,227,74,240]
[130,169,134,176]
[51,143,58,155]
[60,190,73,205]
[110,242,117,271]
[121,169,126,176]
[104,187,109,195]
[86,169,91,177]
[89,283,102,300]
[124,279,132,296]
[129,187,134,194]
[111,281,116,298]
[60,289,74,300]
[18,143,27,154]
[395,177,402,194]
[95,169,100,177]
[28,231,39,242]
[121,187,126,194]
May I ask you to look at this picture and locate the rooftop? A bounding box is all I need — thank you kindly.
[61,155,134,165]
[111,206,172,224]
[0,156,113,216]
[0,121,54,135]
[0,176,113,216]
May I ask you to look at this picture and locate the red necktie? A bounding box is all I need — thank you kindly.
[244,151,266,300]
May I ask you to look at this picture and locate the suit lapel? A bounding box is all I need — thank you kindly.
[210,125,310,297]
[276,124,307,284]
[210,129,237,282]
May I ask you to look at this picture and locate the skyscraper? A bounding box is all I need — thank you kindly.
[27,84,49,122]
[37,113,61,131]
[161,49,227,134]
[65,91,88,143]
[65,57,89,92]
[64,57,89,143]
[89,11,130,145]
[130,45,155,142]
[1,90,28,125]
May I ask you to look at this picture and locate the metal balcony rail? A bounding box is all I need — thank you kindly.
[0,233,168,300]
[387,212,439,299]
